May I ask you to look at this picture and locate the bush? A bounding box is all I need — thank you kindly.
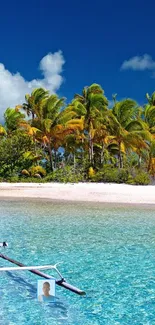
[90,171,104,182]
[103,169,119,183]
[19,177,46,183]
[91,167,129,183]
[29,166,46,177]
[45,166,85,183]
[118,169,129,183]
[126,175,135,185]
[8,176,19,183]
[133,172,150,185]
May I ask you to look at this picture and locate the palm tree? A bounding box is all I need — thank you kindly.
[143,94,155,172]
[144,92,155,133]
[72,83,108,164]
[64,128,85,168]
[32,94,83,171]
[93,123,112,165]
[4,107,26,134]
[110,99,149,168]
[22,88,49,120]
[144,93,155,132]
[148,139,155,177]
[146,92,155,105]
[19,121,41,157]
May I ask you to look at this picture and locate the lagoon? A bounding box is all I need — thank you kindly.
[0,199,155,324]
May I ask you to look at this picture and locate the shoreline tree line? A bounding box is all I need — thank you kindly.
[0,84,154,184]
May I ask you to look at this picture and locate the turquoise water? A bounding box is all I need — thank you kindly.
[0,199,155,325]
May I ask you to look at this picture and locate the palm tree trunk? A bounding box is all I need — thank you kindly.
[67,153,71,164]
[138,155,141,168]
[47,143,53,171]
[88,133,91,163]
[118,142,123,168]
[33,136,37,166]
[73,151,76,170]
[101,143,104,164]
[91,141,94,165]
[89,133,94,165]
[81,138,84,163]
[54,149,57,169]
[147,153,152,172]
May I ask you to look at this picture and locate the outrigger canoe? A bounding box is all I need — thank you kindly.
[0,243,85,296]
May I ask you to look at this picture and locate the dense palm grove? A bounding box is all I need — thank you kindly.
[0,84,155,184]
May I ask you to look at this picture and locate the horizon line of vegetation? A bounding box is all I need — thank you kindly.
[0,83,154,185]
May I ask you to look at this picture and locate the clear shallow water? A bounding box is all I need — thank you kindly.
[0,199,155,325]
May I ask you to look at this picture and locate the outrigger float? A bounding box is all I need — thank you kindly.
[0,243,85,296]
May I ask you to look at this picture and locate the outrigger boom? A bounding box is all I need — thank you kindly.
[0,253,86,296]
[0,264,61,272]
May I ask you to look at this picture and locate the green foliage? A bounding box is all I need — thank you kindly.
[0,131,34,177]
[112,99,139,128]
[45,166,84,183]
[4,107,25,132]
[28,166,46,177]
[8,176,19,183]
[103,169,120,183]
[23,88,49,118]
[0,85,154,184]
[92,167,129,183]
[118,168,130,182]
[19,177,46,183]
[92,166,150,185]
[133,172,150,185]
[126,169,150,185]
[126,175,135,185]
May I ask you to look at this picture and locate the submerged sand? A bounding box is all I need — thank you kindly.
[0,182,154,205]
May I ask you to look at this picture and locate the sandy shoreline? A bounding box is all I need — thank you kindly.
[0,182,154,205]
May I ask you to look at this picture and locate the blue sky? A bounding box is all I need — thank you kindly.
[0,0,155,117]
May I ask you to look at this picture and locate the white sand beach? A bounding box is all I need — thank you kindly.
[0,182,154,205]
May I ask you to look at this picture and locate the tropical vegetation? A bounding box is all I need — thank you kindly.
[0,84,155,184]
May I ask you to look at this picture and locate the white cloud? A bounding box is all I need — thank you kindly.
[0,50,65,121]
[121,54,155,71]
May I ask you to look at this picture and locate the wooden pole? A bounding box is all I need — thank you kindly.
[0,253,86,296]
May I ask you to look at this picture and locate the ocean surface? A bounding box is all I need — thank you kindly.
[0,199,155,325]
